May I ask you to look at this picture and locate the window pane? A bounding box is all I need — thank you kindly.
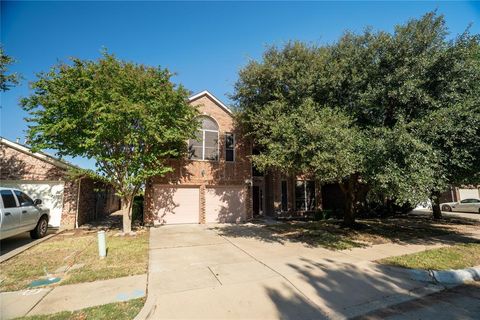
[204,131,218,148]
[188,131,203,160]
[225,133,234,149]
[281,181,288,211]
[295,181,305,210]
[225,133,234,162]
[226,149,234,162]
[306,181,316,211]
[201,117,219,130]
[189,146,203,160]
[1,190,17,208]
[204,147,218,160]
[14,191,34,206]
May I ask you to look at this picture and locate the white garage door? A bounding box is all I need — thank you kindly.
[153,186,199,224]
[205,186,246,223]
[0,181,65,227]
[459,188,480,200]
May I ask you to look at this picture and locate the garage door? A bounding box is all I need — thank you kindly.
[0,181,65,227]
[459,188,480,200]
[205,186,246,223]
[153,186,200,224]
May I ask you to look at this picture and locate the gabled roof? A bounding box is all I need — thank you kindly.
[0,137,78,170]
[188,90,233,116]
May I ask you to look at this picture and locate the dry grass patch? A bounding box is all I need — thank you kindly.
[0,230,149,292]
[14,298,145,320]
[379,243,480,270]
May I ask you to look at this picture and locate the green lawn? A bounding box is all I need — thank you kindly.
[216,214,480,250]
[0,230,149,292]
[379,243,480,270]
[14,298,145,320]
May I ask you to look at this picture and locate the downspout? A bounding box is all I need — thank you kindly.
[74,176,85,229]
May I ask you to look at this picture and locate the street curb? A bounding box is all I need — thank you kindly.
[383,265,480,285]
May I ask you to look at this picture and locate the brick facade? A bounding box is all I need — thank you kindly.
[0,140,119,229]
[144,92,252,223]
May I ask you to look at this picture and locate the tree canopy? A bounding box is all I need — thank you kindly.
[0,46,19,91]
[22,52,199,233]
[234,12,480,225]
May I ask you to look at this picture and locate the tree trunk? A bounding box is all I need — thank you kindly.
[121,196,133,234]
[340,175,357,227]
[430,191,442,220]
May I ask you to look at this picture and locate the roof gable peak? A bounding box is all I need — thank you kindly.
[189,90,233,115]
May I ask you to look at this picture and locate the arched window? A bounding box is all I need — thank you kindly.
[188,116,219,161]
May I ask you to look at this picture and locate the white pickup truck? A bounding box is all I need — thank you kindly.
[0,187,50,240]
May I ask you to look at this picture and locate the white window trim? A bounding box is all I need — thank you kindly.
[192,128,219,162]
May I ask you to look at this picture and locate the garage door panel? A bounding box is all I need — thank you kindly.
[206,187,245,223]
[154,186,199,224]
[459,188,480,200]
[0,181,64,227]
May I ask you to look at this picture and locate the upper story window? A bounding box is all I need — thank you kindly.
[225,133,235,162]
[188,116,219,161]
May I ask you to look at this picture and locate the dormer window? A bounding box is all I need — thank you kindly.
[188,116,219,161]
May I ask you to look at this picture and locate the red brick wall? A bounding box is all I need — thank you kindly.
[1,142,119,229]
[144,94,252,223]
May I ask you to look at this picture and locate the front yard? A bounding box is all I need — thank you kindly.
[216,214,480,250]
[379,243,480,270]
[0,229,149,292]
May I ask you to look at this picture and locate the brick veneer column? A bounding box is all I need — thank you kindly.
[245,184,253,220]
[199,184,206,224]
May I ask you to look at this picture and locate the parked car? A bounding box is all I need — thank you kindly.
[441,198,480,214]
[0,187,50,240]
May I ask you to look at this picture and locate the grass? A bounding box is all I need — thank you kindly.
[14,298,145,320]
[216,214,480,250]
[0,230,149,292]
[379,243,480,270]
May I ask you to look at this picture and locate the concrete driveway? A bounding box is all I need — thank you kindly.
[137,224,448,320]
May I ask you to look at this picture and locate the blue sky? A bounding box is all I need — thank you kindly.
[1,1,479,169]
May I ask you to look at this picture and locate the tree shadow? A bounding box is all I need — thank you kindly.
[213,214,480,250]
[263,257,447,319]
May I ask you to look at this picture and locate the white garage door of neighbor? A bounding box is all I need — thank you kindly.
[459,188,480,200]
[0,181,65,227]
[205,186,246,223]
[154,186,199,224]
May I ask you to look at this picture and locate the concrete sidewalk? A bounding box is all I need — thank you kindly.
[135,225,480,320]
[1,274,146,320]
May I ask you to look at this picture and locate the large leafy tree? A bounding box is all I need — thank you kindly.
[234,12,479,224]
[0,46,19,91]
[248,100,363,225]
[21,52,199,233]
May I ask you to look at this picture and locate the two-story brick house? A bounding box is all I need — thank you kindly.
[144,90,324,224]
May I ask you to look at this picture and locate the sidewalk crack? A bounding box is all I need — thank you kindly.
[207,266,222,285]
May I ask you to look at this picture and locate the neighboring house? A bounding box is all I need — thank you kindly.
[0,138,120,229]
[144,91,325,225]
[440,186,480,203]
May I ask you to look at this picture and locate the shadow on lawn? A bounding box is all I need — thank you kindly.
[213,214,480,250]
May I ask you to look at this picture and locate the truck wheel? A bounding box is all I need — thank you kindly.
[30,215,48,239]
